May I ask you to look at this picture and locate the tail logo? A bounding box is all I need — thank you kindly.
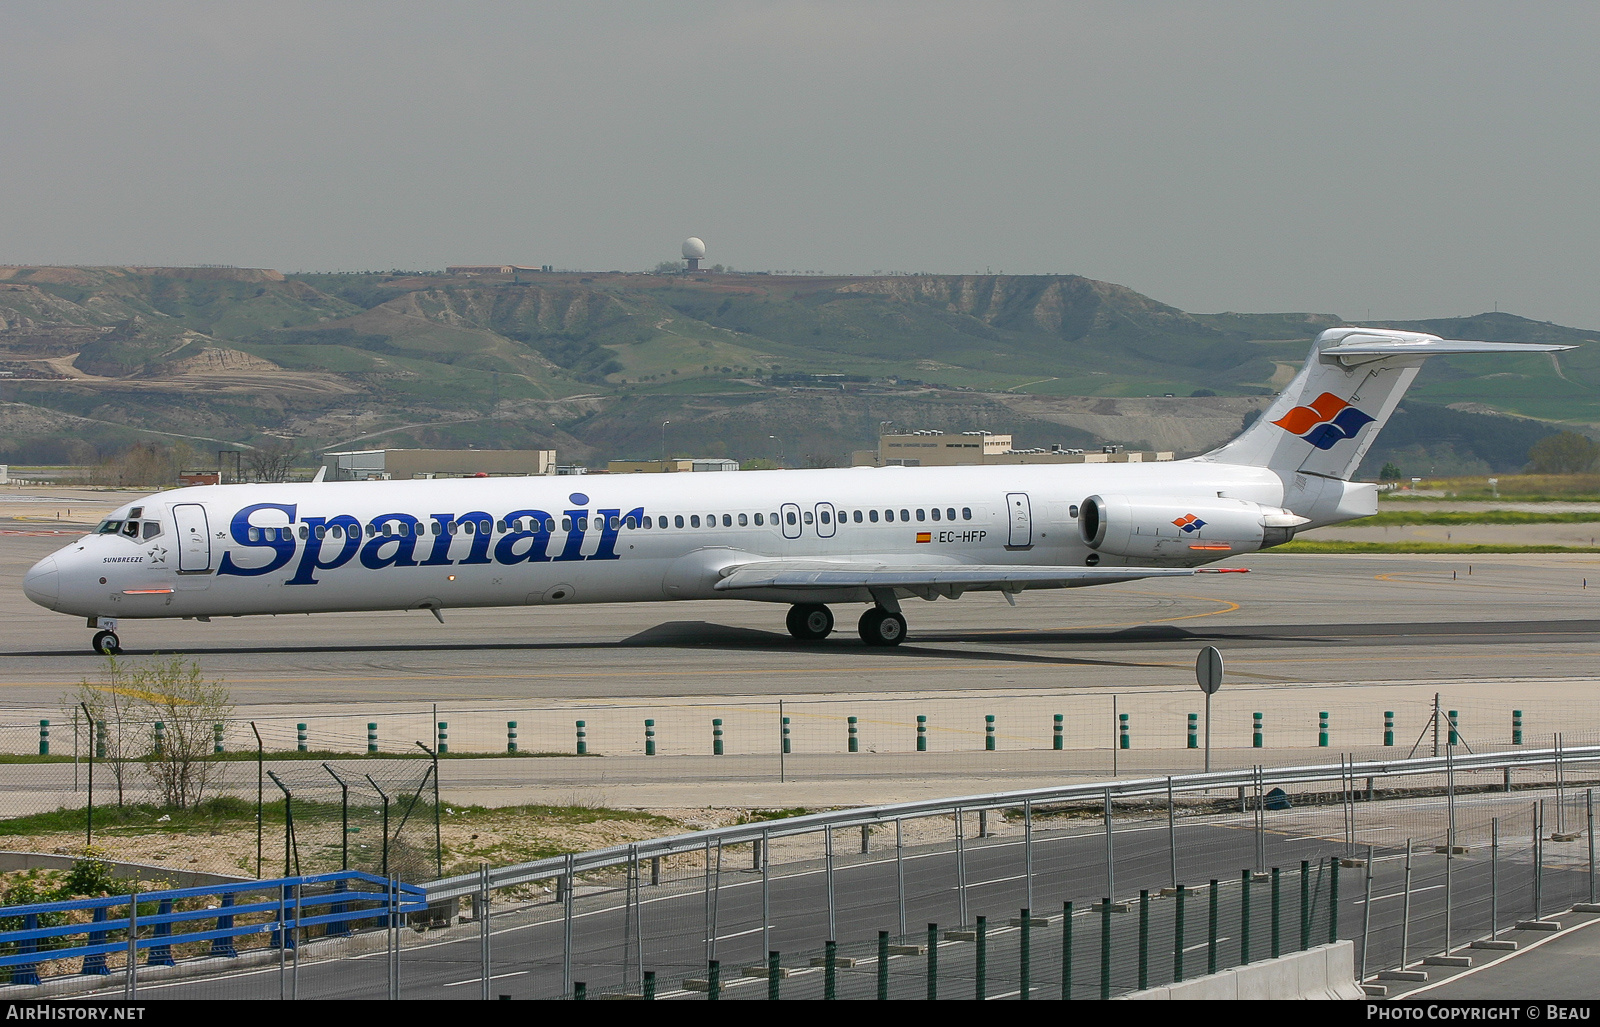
[1172,514,1206,533]
[1272,392,1375,450]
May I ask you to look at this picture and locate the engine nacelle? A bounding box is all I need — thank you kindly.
[1078,494,1308,562]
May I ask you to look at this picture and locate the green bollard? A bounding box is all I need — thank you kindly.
[1208,879,1219,975]
[1053,713,1063,750]
[644,719,655,757]
[436,721,448,754]
[95,720,106,760]
[575,720,587,755]
[1448,710,1459,746]
[1328,857,1339,944]
[1513,709,1523,745]
[507,721,518,754]
[713,718,724,756]
[1300,860,1311,951]
[767,951,780,1000]
[926,923,937,1001]
[295,722,305,753]
[213,722,224,755]
[877,931,889,1000]
[916,714,927,752]
[38,719,48,757]
[1100,898,1111,1001]
[824,940,837,1000]
[153,721,166,757]
[1174,885,1186,982]
[1271,866,1281,958]
[707,959,719,1001]
[975,915,987,1001]
[1240,868,1251,964]
[1118,712,1129,750]
[1253,712,1263,749]
[849,716,859,753]
[1061,901,1073,1001]
[1138,889,1149,990]
[367,722,377,754]
[643,970,655,1000]
[985,714,995,752]
[573,981,586,1001]
[1384,711,1394,747]
[1318,711,1329,747]
[1187,713,1198,749]
[782,716,790,754]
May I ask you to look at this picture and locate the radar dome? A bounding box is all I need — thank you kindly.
[682,237,707,259]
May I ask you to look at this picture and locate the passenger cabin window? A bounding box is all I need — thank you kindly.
[931,508,940,521]
[854,510,863,523]
[675,515,685,528]
[962,507,972,520]
[754,513,764,525]
[820,510,831,524]
[900,509,910,521]
[804,511,814,524]
[786,511,797,525]
[869,510,879,522]
[691,515,701,528]
[737,513,748,526]
[916,509,926,521]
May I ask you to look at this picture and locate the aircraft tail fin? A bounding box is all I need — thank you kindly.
[1201,327,1572,482]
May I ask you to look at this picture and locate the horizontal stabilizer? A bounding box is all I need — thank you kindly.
[714,560,1194,592]
[1325,335,1574,363]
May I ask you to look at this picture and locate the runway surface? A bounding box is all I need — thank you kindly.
[6,532,1600,706]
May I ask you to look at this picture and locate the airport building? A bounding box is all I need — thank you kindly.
[606,458,742,474]
[321,448,556,481]
[852,430,1174,468]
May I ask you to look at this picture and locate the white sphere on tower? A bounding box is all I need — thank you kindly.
[682,237,707,260]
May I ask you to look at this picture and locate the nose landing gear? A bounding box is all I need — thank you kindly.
[91,630,121,655]
[785,603,834,641]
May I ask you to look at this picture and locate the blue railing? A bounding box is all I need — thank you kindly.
[0,871,426,984]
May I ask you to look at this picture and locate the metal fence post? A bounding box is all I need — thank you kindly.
[975,915,986,1001]
[825,824,837,941]
[1271,866,1281,958]
[895,819,906,939]
[1173,885,1186,982]
[1240,868,1251,964]
[1300,859,1311,951]
[955,810,968,926]
[1104,789,1116,906]
[1589,789,1596,905]
[1167,776,1178,891]
[1019,907,1031,1000]
[1328,857,1341,945]
[1490,822,1499,940]
[1024,799,1035,913]
[707,960,719,1001]
[825,940,837,1001]
[926,923,938,1001]
[1062,901,1073,1001]
[562,853,574,998]
[1138,889,1149,990]
[1101,898,1112,1000]
[877,931,889,1000]
[1400,839,1413,968]
[1208,879,1219,975]
[1360,844,1374,984]
[767,950,780,1001]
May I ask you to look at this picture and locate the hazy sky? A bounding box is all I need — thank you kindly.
[5,2,1599,327]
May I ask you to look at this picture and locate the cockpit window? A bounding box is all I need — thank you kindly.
[96,520,123,535]
[142,521,162,540]
[122,521,140,538]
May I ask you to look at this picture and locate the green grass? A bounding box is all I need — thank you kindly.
[1276,541,1600,554]
[1349,511,1600,526]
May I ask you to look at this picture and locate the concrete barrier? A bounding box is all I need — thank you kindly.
[1123,940,1360,1000]
[0,849,249,888]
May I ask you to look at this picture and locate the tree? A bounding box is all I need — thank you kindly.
[1528,431,1600,474]
[246,438,301,482]
[63,656,233,810]
[1379,462,1403,481]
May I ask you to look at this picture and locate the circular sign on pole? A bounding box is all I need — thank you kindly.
[1196,646,1224,695]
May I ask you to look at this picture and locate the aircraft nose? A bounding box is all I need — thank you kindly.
[22,555,59,610]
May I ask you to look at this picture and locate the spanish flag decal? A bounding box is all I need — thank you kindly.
[916,532,932,543]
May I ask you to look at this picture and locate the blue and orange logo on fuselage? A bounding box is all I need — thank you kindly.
[1272,392,1374,450]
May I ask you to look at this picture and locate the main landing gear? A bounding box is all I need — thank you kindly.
[784,603,907,647]
[91,630,121,655]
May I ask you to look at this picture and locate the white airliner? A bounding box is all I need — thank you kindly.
[22,327,1569,654]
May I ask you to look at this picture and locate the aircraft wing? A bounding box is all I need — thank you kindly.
[713,560,1194,592]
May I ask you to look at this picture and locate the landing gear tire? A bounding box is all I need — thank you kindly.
[91,630,120,655]
[786,603,834,641]
[858,608,907,647]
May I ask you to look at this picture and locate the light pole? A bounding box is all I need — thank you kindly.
[769,435,783,467]
[661,421,670,463]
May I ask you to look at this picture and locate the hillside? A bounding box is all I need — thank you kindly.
[0,265,1590,477]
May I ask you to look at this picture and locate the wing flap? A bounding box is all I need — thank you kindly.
[713,561,1195,591]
